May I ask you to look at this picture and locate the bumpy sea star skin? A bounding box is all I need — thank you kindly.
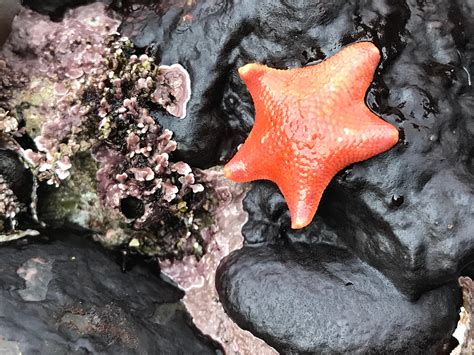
[224,42,399,229]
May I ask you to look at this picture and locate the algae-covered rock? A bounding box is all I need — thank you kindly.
[0,6,212,260]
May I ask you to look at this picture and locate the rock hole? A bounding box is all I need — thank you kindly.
[120,196,144,219]
[391,194,404,207]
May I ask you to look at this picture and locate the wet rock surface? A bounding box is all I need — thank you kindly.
[217,244,460,354]
[0,0,20,46]
[0,232,221,354]
[118,0,473,352]
[23,0,102,18]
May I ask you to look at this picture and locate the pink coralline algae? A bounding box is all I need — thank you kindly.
[160,169,277,355]
[0,4,205,259]
[1,5,192,187]
[151,64,191,119]
[0,4,121,186]
[0,108,18,135]
[0,58,27,109]
[4,4,116,79]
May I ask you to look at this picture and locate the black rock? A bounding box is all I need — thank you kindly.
[0,232,221,354]
[318,0,474,298]
[23,0,101,18]
[0,0,20,46]
[217,244,461,354]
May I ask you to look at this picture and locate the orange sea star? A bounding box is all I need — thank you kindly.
[224,42,399,229]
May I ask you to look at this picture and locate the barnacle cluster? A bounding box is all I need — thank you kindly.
[0,108,18,135]
[84,37,207,258]
[0,174,21,230]
[0,110,24,234]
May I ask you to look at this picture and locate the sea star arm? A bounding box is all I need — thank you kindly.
[223,127,270,182]
[314,42,382,102]
[274,166,334,229]
[340,104,399,165]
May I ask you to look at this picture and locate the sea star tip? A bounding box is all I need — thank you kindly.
[291,212,311,229]
[223,164,233,179]
[238,63,268,85]
[223,158,248,182]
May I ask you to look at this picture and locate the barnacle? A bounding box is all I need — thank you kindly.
[0,174,21,230]
[0,108,18,134]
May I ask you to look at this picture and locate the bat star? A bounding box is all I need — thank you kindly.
[224,42,399,229]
